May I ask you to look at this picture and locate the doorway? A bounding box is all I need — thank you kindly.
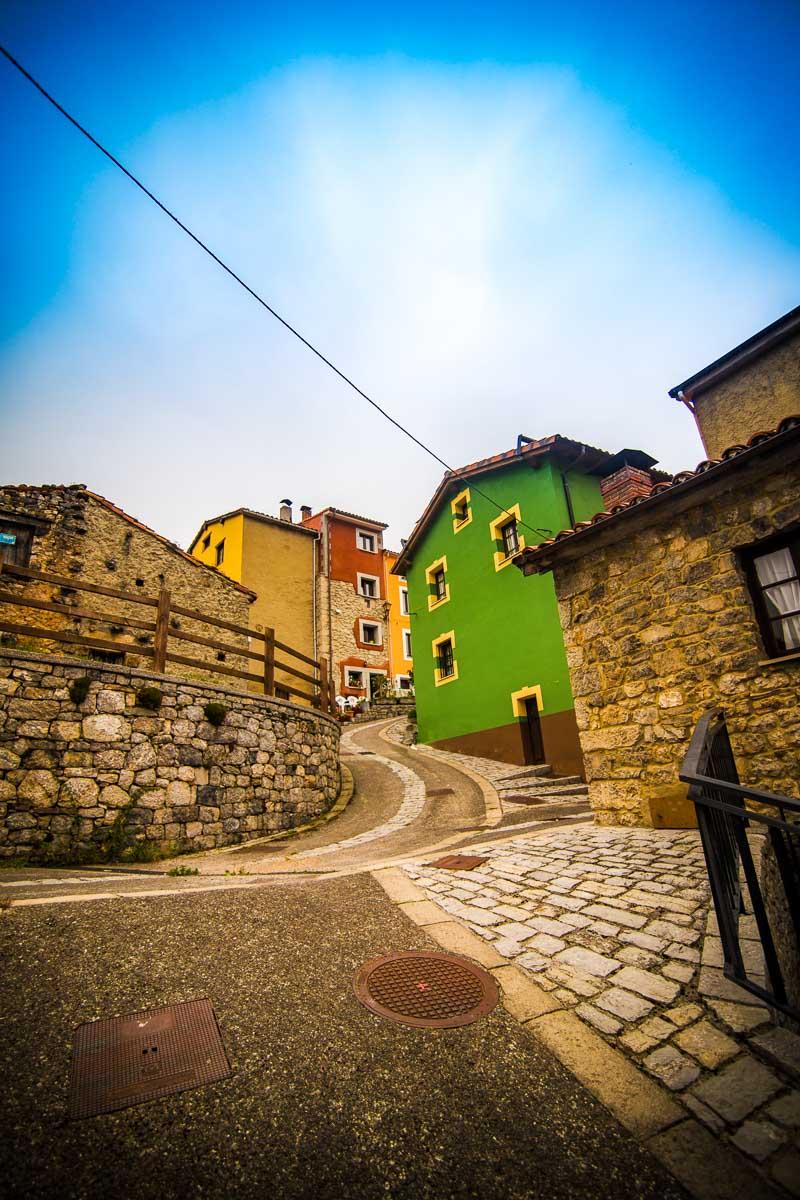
[520,695,545,765]
[368,671,386,701]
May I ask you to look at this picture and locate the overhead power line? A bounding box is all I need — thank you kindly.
[0,43,552,541]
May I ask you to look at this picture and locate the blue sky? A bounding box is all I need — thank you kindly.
[1,0,798,547]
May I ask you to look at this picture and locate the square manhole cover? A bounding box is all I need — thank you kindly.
[428,855,489,871]
[68,998,231,1119]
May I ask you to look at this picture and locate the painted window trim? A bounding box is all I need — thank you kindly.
[358,618,383,647]
[344,666,368,689]
[510,684,544,718]
[399,586,410,615]
[425,555,451,610]
[489,503,526,572]
[356,528,378,553]
[402,629,413,660]
[394,674,412,690]
[432,629,459,686]
[356,571,381,598]
[451,487,473,533]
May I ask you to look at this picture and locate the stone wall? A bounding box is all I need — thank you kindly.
[0,650,340,861]
[0,485,253,680]
[692,333,800,460]
[550,450,800,825]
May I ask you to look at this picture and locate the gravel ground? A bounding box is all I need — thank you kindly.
[0,873,688,1200]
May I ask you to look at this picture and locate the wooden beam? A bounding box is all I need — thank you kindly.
[0,619,153,658]
[0,561,158,606]
[0,589,156,632]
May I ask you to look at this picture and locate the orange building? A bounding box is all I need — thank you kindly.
[301,507,392,700]
[383,549,413,692]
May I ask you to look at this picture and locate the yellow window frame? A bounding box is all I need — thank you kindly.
[451,487,473,533]
[425,554,450,611]
[489,503,526,572]
[432,629,459,686]
[511,684,544,718]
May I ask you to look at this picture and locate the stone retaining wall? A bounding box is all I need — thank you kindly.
[0,650,340,861]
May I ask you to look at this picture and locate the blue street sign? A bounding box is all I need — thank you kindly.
[0,533,16,545]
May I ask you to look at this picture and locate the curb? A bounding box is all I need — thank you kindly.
[371,866,781,1200]
[377,721,504,829]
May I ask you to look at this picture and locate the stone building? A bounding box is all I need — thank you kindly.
[515,416,800,826]
[669,303,800,460]
[0,484,254,676]
[301,507,392,700]
[188,502,318,700]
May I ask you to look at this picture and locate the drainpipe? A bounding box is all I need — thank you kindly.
[311,532,317,662]
[325,513,333,686]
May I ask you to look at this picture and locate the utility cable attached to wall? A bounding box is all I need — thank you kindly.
[1,43,552,541]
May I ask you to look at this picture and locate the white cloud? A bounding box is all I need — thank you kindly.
[1,57,798,547]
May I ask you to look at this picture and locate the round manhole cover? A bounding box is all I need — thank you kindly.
[354,951,500,1028]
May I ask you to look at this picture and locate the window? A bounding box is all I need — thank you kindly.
[501,518,519,558]
[400,587,409,615]
[451,487,472,532]
[357,529,377,553]
[215,539,225,566]
[403,629,412,659]
[202,533,211,551]
[744,532,800,657]
[489,504,525,571]
[345,667,367,689]
[275,685,290,700]
[360,620,381,646]
[425,556,450,610]
[357,573,379,598]
[432,630,458,686]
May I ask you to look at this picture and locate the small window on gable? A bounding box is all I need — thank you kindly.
[451,488,472,532]
[357,529,377,553]
[215,539,225,566]
[743,531,800,658]
[202,533,211,551]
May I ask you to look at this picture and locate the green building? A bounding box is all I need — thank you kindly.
[393,435,658,776]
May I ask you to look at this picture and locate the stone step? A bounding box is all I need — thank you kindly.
[495,765,554,783]
[501,782,589,802]
[498,776,586,795]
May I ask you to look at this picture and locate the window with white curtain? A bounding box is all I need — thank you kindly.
[745,534,800,657]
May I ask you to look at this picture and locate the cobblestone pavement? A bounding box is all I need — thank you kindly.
[404,825,800,1196]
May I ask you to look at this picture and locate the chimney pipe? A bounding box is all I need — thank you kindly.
[300,505,312,522]
[279,498,293,523]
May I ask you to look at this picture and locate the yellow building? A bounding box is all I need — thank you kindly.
[189,502,318,702]
[383,549,413,692]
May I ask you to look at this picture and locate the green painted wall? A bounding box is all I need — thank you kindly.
[406,457,604,746]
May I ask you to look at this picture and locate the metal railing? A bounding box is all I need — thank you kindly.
[0,561,335,713]
[679,709,800,1021]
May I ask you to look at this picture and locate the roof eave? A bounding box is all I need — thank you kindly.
[668,304,800,402]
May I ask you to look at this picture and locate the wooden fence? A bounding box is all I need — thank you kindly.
[0,561,335,713]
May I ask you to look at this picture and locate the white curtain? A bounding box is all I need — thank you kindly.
[755,548,800,651]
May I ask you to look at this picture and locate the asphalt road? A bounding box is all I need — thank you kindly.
[0,871,688,1200]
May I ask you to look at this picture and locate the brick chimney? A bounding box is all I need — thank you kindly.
[300,505,312,522]
[599,450,657,511]
[279,498,293,523]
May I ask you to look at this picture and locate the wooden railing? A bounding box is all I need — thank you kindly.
[0,562,335,713]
